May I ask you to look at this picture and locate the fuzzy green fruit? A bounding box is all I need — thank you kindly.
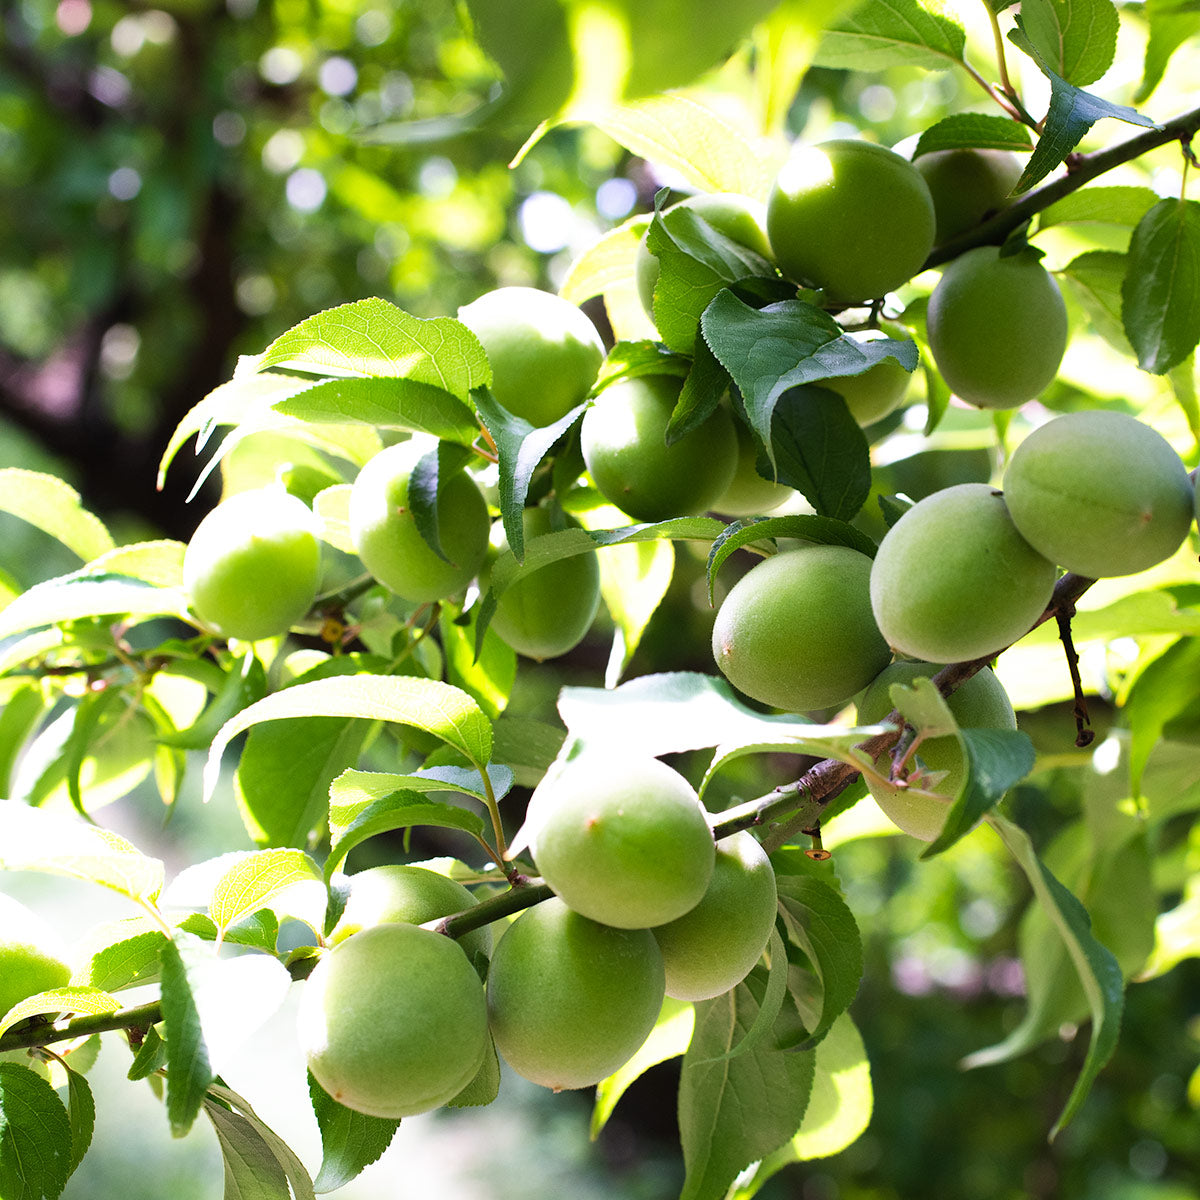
[298,923,488,1118]
[580,374,737,521]
[184,487,321,641]
[485,507,601,660]
[712,545,892,713]
[457,286,604,427]
[0,893,71,1021]
[870,483,1058,663]
[529,755,715,929]
[714,419,793,516]
[914,148,1022,243]
[652,831,778,1001]
[1003,410,1195,578]
[926,246,1067,409]
[329,864,492,963]
[767,139,935,301]
[349,441,490,603]
[486,897,664,1091]
[856,661,1016,840]
[812,324,914,426]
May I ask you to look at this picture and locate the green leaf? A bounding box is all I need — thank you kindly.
[161,650,268,752]
[256,298,491,402]
[775,876,863,1047]
[491,715,567,788]
[71,927,166,993]
[813,0,967,70]
[177,911,281,955]
[1018,0,1119,85]
[0,685,47,798]
[1124,636,1200,797]
[678,968,816,1200]
[82,539,187,588]
[159,932,215,1137]
[912,113,1034,157]
[307,1072,400,1194]
[560,213,649,308]
[1136,0,1200,102]
[595,531,675,687]
[446,1038,501,1109]
[0,988,121,1043]
[0,802,165,905]
[63,1068,94,1177]
[0,1062,73,1200]
[1039,185,1161,230]
[208,849,323,936]
[1060,250,1133,351]
[206,1084,315,1200]
[204,674,493,802]
[1121,197,1200,374]
[127,1025,168,1082]
[440,606,517,721]
[203,1100,293,1200]
[0,469,114,563]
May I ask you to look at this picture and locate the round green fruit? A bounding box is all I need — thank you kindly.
[329,864,493,964]
[184,486,321,641]
[712,545,892,713]
[486,897,665,1091]
[869,483,1058,663]
[766,139,935,301]
[914,148,1023,243]
[349,440,490,604]
[485,507,601,660]
[856,661,1016,841]
[298,923,489,1118]
[0,893,71,1020]
[714,419,792,516]
[580,374,738,521]
[457,286,605,427]
[652,831,778,1001]
[529,755,716,929]
[812,324,915,426]
[925,245,1067,409]
[1002,410,1194,578]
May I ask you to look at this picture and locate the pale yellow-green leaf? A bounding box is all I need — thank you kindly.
[0,469,114,563]
[0,986,122,1042]
[209,848,324,935]
[84,540,187,589]
[559,214,648,307]
[312,484,355,554]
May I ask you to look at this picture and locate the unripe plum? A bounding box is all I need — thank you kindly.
[580,374,737,521]
[651,831,778,1001]
[329,864,493,964]
[713,419,793,516]
[766,139,936,301]
[0,893,71,1021]
[349,440,490,603]
[485,897,665,1091]
[711,544,892,713]
[914,148,1022,243]
[457,286,605,427]
[1002,410,1195,578]
[529,755,715,929]
[925,245,1067,409]
[183,486,321,641]
[298,922,489,1118]
[811,324,915,426]
[856,661,1016,840]
[869,483,1058,663]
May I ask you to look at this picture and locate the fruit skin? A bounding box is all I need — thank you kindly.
[349,440,490,603]
[485,507,601,660]
[529,755,716,929]
[328,864,493,964]
[457,286,605,427]
[298,922,489,1118]
[0,893,72,1020]
[712,545,892,713]
[580,374,738,521]
[914,148,1023,243]
[184,486,321,641]
[925,245,1067,409]
[856,661,1016,840]
[1002,410,1195,578]
[486,897,665,1091]
[651,831,778,1001]
[714,419,793,516]
[766,139,936,301]
[811,324,914,426]
[869,483,1058,663]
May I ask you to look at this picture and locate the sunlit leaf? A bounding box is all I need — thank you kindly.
[0,469,113,563]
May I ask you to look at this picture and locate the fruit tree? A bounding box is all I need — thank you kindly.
[3,1,1200,1197]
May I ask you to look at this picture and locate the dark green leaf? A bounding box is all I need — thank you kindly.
[207,1084,315,1200]
[203,1100,292,1200]
[491,716,567,788]
[813,0,966,70]
[308,1073,400,1193]
[1121,198,1200,374]
[63,1068,94,1176]
[912,113,1034,157]
[176,911,281,954]
[159,932,215,1137]
[0,1062,73,1200]
[407,441,475,564]
[126,1025,167,1082]
[1018,0,1119,85]
[665,338,730,446]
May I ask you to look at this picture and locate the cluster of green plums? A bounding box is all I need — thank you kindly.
[299,759,779,1116]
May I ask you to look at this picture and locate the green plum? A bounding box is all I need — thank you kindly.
[0,893,71,1021]
[713,419,793,516]
[914,148,1023,243]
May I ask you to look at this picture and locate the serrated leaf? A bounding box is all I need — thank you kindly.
[0,1062,73,1200]
[0,571,191,640]
[307,1072,400,1194]
[208,849,323,936]
[0,470,114,563]
[1121,197,1200,374]
[1039,185,1160,230]
[70,926,166,993]
[159,932,215,1137]
[1018,0,1119,85]
[813,0,966,70]
[0,802,165,905]
[1136,0,1200,101]
[0,988,121,1043]
[912,113,1034,157]
[256,299,491,402]
[177,910,281,955]
[1060,249,1133,350]
[204,675,493,802]
[63,1068,94,1177]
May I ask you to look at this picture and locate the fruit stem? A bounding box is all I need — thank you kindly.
[1055,602,1096,748]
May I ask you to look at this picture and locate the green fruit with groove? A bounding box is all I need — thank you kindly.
[580,374,737,521]
[486,897,664,1091]
[528,754,715,929]
[712,544,892,713]
[349,440,490,604]
[856,661,1017,841]
[914,148,1023,243]
[651,831,778,1001]
[766,139,935,301]
[184,486,321,641]
[298,922,489,1118]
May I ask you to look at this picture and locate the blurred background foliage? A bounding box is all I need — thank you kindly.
[2,0,1200,1197]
